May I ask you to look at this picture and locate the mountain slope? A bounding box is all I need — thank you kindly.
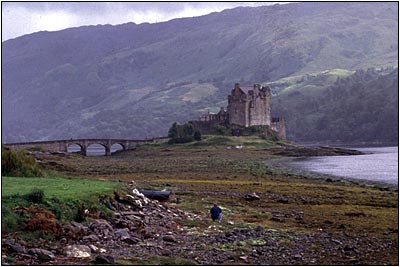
[2,2,398,142]
[271,67,398,143]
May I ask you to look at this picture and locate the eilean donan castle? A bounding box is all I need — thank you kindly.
[193,83,286,139]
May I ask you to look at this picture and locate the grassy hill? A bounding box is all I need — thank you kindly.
[2,2,398,143]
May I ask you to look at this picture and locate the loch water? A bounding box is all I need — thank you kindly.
[290,146,398,185]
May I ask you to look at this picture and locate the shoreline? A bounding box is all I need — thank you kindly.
[294,141,399,148]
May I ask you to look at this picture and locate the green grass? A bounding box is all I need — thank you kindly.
[2,176,119,202]
[141,134,283,150]
[2,176,121,232]
[190,135,281,148]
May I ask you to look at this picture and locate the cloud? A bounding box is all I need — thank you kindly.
[2,2,281,41]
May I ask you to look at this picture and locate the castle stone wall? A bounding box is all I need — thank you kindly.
[248,88,271,127]
[228,93,249,126]
[271,118,287,140]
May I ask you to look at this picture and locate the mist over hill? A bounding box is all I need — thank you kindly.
[2,2,398,143]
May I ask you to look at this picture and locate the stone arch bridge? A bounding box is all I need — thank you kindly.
[4,138,167,156]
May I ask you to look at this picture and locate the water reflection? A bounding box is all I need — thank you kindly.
[67,143,124,156]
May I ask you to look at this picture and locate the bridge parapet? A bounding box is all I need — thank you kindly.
[4,137,167,156]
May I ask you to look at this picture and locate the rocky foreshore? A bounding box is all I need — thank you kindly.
[2,181,397,265]
[264,145,363,157]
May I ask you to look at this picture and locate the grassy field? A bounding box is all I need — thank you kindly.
[2,176,119,201]
[2,176,121,232]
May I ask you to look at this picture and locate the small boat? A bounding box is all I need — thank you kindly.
[139,190,171,201]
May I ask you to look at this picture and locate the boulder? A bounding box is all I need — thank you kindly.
[64,245,91,258]
[277,198,289,204]
[89,219,114,236]
[255,225,264,232]
[162,235,177,243]
[121,236,141,244]
[28,248,55,261]
[115,228,130,239]
[82,234,100,242]
[132,189,150,204]
[3,241,26,254]
[94,254,115,265]
[64,221,89,239]
[245,192,260,201]
[88,244,99,253]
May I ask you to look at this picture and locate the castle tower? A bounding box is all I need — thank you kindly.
[227,83,271,127]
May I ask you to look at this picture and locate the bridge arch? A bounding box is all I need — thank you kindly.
[67,143,85,154]
[111,143,125,154]
[86,143,108,156]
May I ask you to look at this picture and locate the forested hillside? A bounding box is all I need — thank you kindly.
[2,2,398,143]
[271,67,398,143]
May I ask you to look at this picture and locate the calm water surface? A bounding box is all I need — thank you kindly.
[291,146,398,185]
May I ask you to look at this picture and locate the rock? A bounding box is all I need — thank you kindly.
[114,191,143,209]
[115,228,130,239]
[245,192,260,201]
[344,245,355,252]
[3,243,26,254]
[255,225,264,232]
[239,255,249,261]
[332,239,343,245]
[163,235,177,243]
[64,245,91,258]
[271,216,285,223]
[277,198,289,204]
[83,234,100,242]
[70,221,85,229]
[1,258,10,266]
[28,248,55,261]
[89,219,114,236]
[64,221,89,239]
[115,218,140,230]
[122,236,140,244]
[88,244,99,253]
[293,254,302,259]
[94,254,115,265]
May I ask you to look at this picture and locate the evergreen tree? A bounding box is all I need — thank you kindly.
[194,130,202,141]
[168,122,178,138]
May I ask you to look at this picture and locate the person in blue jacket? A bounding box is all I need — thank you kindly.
[210,203,222,222]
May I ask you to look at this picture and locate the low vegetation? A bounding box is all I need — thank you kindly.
[2,145,43,177]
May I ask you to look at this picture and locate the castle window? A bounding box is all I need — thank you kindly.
[250,101,254,108]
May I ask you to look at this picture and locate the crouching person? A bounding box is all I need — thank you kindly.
[210,203,223,223]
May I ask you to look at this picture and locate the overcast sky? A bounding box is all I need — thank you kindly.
[2,2,282,41]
